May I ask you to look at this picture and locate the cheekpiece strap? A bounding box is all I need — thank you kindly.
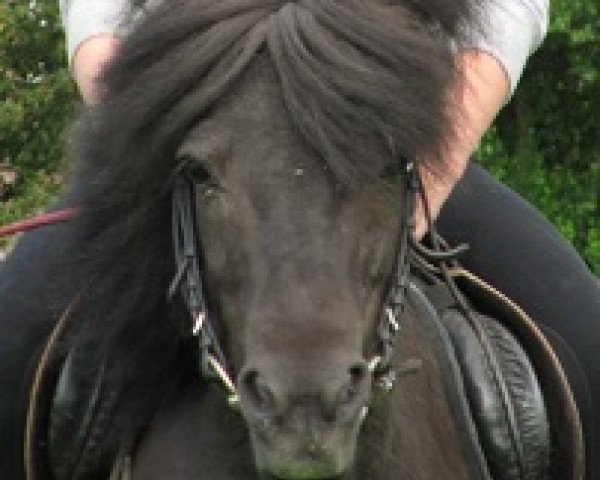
[169,168,238,405]
[371,156,418,383]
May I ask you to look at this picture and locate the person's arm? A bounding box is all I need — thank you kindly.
[415,0,550,238]
[71,36,121,104]
[59,0,130,103]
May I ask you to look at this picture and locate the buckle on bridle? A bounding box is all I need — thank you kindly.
[191,310,240,407]
[170,170,240,408]
[366,155,417,393]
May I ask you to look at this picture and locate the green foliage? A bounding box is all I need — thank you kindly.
[0,1,598,274]
[0,0,75,244]
[478,1,600,274]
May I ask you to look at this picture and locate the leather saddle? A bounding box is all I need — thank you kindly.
[23,267,585,480]
[409,267,585,480]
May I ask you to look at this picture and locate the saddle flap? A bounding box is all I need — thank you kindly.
[24,303,117,480]
[450,267,585,480]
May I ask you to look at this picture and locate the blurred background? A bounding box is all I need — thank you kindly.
[0,1,598,274]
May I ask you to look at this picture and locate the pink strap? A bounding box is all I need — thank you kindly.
[0,208,79,238]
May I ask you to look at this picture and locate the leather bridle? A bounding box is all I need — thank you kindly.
[166,155,423,405]
[9,156,547,479]
[0,155,471,407]
[167,168,239,404]
[165,156,525,473]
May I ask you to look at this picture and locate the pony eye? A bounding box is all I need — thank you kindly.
[380,156,411,182]
[176,156,222,201]
[187,161,214,186]
[380,163,403,181]
[181,156,219,184]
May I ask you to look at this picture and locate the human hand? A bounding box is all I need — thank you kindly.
[72,35,120,104]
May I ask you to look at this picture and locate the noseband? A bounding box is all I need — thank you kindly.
[167,156,459,404]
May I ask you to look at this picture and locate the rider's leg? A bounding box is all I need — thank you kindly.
[0,205,75,479]
[437,162,600,479]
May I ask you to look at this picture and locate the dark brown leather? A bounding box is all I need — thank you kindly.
[47,352,117,480]
[23,307,72,480]
[440,308,550,480]
[450,268,585,480]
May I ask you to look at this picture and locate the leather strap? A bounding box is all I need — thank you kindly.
[24,302,75,480]
[407,283,494,480]
[448,267,585,480]
[440,307,550,480]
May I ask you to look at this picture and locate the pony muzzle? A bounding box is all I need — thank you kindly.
[237,361,371,479]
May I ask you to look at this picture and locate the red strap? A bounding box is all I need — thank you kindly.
[0,208,79,238]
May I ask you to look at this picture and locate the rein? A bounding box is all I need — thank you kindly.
[0,208,79,238]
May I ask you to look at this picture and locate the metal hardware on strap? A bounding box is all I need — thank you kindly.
[412,170,528,479]
[371,157,417,388]
[169,168,238,405]
[206,355,240,407]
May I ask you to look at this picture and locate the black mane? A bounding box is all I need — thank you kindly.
[61,0,479,448]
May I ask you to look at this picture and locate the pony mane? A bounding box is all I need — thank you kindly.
[61,0,479,448]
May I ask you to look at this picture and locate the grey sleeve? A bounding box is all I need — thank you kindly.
[457,0,550,94]
[59,0,133,65]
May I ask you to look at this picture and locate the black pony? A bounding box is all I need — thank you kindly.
[6,1,573,479]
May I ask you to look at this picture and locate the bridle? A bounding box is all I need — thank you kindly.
[166,155,427,406]
[167,168,239,404]
[4,156,530,474]
[0,156,460,405]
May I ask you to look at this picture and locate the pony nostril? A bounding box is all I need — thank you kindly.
[349,362,368,388]
[336,362,370,408]
[239,368,277,418]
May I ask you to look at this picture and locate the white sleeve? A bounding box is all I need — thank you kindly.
[457,0,550,94]
[59,0,132,65]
